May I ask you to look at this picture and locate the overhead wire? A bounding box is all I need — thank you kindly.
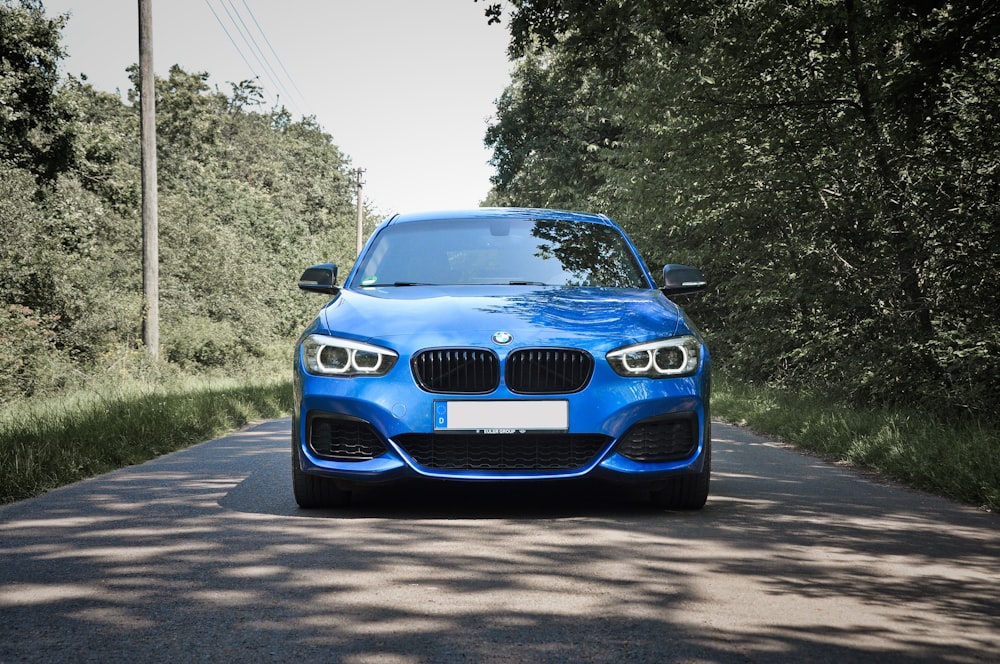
[203,0,307,116]
[240,0,308,110]
[203,0,260,91]
[219,0,292,109]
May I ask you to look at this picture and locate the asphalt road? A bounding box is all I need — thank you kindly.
[1,418,997,663]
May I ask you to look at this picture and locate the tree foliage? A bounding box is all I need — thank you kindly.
[0,1,362,401]
[0,0,74,179]
[483,0,1000,416]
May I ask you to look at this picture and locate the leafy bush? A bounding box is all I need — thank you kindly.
[162,315,261,369]
[0,304,60,400]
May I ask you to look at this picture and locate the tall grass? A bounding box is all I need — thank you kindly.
[1,375,292,504]
[712,373,1000,512]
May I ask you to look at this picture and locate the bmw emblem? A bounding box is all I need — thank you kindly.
[492,331,513,345]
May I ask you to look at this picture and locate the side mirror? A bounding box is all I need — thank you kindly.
[298,263,339,295]
[661,264,707,296]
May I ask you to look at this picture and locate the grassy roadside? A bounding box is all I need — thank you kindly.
[712,373,1000,513]
[2,368,997,512]
[1,376,292,505]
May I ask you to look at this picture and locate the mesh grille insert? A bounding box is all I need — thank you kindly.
[615,416,698,463]
[395,433,610,471]
[505,348,594,394]
[412,349,500,394]
[308,415,387,461]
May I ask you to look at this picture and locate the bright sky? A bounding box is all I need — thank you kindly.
[42,0,514,215]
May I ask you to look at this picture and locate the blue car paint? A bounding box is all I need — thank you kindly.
[293,208,710,491]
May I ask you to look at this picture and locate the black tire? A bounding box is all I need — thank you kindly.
[291,440,351,508]
[650,438,711,510]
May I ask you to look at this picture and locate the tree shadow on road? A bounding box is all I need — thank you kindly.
[1,419,997,663]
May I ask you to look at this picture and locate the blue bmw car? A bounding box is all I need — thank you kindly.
[293,208,711,509]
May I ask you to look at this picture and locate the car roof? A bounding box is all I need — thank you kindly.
[384,207,616,227]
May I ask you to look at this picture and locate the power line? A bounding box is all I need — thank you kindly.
[240,0,307,109]
[203,0,306,116]
[228,0,306,116]
[203,0,266,98]
[220,0,293,108]
[216,0,282,104]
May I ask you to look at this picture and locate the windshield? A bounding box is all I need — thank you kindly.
[351,217,650,288]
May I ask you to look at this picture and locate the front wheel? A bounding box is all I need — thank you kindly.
[650,439,711,510]
[291,441,351,508]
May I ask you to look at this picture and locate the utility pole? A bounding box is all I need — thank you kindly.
[138,0,159,356]
[354,168,366,256]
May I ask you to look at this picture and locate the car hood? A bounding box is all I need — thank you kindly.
[317,286,684,349]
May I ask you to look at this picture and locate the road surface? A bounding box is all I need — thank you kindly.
[1,418,997,662]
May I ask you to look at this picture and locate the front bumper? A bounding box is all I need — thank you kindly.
[294,354,710,484]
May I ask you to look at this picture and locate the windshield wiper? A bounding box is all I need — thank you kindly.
[362,281,435,287]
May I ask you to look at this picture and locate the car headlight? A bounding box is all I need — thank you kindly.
[300,334,398,377]
[606,335,702,378]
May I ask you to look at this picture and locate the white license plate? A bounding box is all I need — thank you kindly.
[434,400,568,432]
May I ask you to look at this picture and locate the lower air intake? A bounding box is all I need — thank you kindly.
[615,416,699,462]
[308,415,387,461]
[395,433,610,471]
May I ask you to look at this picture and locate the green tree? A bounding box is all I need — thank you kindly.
[485,50,618,209]
[1,2,362,401]
[0,0,74,179]
[0,165,58,399]
[482,0,1000,415]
